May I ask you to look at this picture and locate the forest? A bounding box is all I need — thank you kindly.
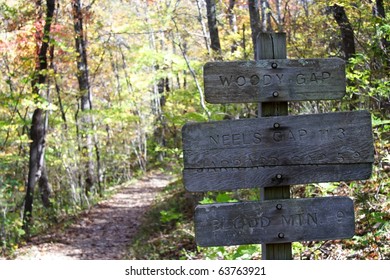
[0,0,389,259]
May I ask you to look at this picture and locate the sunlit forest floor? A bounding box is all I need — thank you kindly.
[5,172,173,260]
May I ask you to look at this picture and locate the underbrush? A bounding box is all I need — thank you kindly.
[127,178,198,259]
[127,168,389,260]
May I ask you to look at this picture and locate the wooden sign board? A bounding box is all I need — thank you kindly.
[204,58,346,103]
[195,197,355,247]
[182,110,374,192]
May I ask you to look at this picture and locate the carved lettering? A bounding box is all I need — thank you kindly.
[236,76,246,86]
[282,215,293,225]
[273,131,283,142]
[263,75,272,85]
[337,153,344,163]
[222,134,230,145]
[336,211,345,223]
[282,212,318,226]
[261,216,271,227]
[233,158,242,166]
[353,151,361,160]
[298,129,307,140]
[209,132,262,147]
[338,128,346,139]
[232,133,241,145]
[219,75,233,86]
[209,212,324,232]
[195,195,355,246]
[250,74,260,85]
[318,153,327,162]
[253,133,262,143]
[296,74,305,84]
[276,73,284,84]
[307,213,318,225]
[212,219,221,231]
[295,72,334,85]
[233,215,270,230]
[210,135,219,145]
[319,129,329,140]
[187,117,361,170]
[269,157,279,165]
[272,129,308,143]
[310,73,318,83]
[217,71,334,88]
[288,130,296,141]
[322,71,331,80]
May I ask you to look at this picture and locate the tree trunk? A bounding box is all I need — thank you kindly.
[302,0,309,17]
[374,0,386,18]
[195,0,211,57]
[374,0,389,64]
[248,0,262,58]
[260,0,272,32]
[173,19,210,119]
[330,4,357,110]
[205,0,222,59]
[275,0,283,31]
[39,163,52,208]
[227,0,239,53]
[23,0,56,235]
[72,0,96,196]
[227,0,236,28]
[331,4,356,61]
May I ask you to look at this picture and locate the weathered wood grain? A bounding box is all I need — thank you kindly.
[184,163,372,192]
[182,110,374,192]
[195,197,355,247]
[257,32,291,260]
[204,58,346,103]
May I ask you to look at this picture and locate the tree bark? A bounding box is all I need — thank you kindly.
[330,4,357,110]
[39,163,52,208]
[195,0,211,57]
[260,0,272,32]
[248,0,262,58]
[227,0,236,30]
[173,19,210,119]
[330,4,356,61]
[72,0,96,196]
[374,0,389,64]
[23,0,55,235]
[275,0,283,31]
[227,0,238,53]
[205,0,222,59]
[374,0,386,18]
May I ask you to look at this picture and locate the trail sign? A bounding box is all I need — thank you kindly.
[204,58,346,103]
[195,197,355,247]
[182,110,374,192]
[183,32,373,260]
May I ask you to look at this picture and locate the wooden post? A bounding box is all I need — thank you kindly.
[256,33,292,260]
[183,32,373,259]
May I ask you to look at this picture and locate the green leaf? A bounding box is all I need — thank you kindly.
[184,112,208,122]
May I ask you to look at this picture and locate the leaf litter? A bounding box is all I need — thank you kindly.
[10,172,174,260]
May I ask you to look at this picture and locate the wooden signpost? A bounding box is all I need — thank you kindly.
[181,32,374,260]
[204,58,346,103]
[195,197,355,247]
[183,111,374,192]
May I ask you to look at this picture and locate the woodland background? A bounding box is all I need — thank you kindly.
[0,0,389,259]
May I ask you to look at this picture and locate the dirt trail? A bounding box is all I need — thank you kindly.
[11,172,174,260]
